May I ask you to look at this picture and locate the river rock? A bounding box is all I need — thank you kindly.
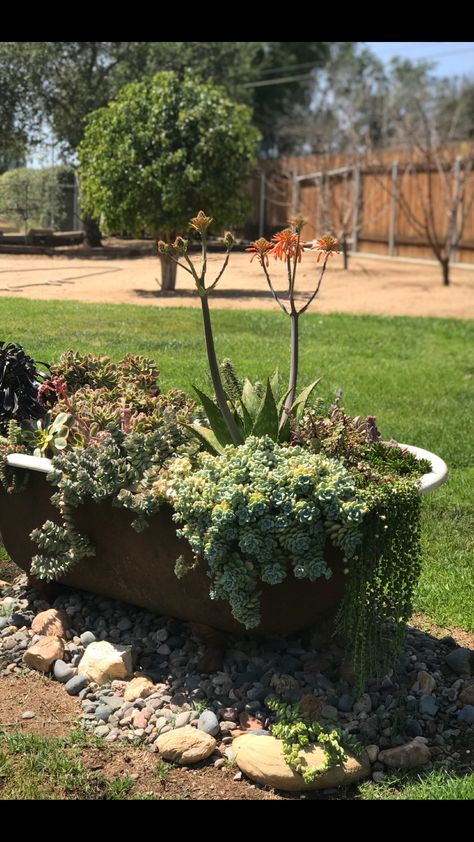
[233,734,370,791]
[457,705,474,724]
[53,659,75,683]
[197,710,219,736]
[64,675,89,696]
[31,609,69,638]
[459,685,474,706]
[78,641,133,684]
[445,648,473,677]
[123,676,155,702]
[412,670,436,694]
[155,726,216,764]
[23,636,64,673]
[378,738,431,769]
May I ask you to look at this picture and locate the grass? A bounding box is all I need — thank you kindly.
[1,297,472,630]
[0,728,185,800]
[359,770,474,800]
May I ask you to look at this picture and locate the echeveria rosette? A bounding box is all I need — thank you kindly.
[167,436,370,628]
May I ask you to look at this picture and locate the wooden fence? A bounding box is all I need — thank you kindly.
[244,144,474,264]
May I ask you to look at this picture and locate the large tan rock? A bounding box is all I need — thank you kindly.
[155,726,216,765]
[23,636,64,673]
[233,734,370,791]
[78,641,133,685]
[123,676,156,702]
[378,738,431,769]
[31,609,69,638]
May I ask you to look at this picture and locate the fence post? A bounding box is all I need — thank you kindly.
[388,161,398,256]
[259,171,266,238]
[450,155,462,264]
[291,169,299,217]
[351,165,361,253]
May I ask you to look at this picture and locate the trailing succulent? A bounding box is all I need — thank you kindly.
[267,698,363,782]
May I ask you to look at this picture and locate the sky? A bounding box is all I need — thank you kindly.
[365,42,474,79]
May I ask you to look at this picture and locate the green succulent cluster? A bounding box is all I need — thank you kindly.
[167,435,369,628]
[49,350,161,395]
[267,698,363,783]
[29,390,197,579]
[22,411,78,457]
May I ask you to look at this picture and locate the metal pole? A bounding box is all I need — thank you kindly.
[258,171,266,238]
[388,161,398,256]
[352,166,361,253]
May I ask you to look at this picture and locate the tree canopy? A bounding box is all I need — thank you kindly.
[78,71,260,240]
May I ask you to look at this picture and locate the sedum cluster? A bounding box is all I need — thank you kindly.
[267,698,363,782]
[166,435,369,629]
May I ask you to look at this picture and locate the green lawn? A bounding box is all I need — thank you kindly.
[1,297,473,632]
[359,770,474,800]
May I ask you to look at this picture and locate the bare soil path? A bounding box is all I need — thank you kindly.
[0,245,473,319]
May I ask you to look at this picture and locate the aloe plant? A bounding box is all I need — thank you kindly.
[186,361,321,455]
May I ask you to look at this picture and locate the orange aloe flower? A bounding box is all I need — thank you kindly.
[245,237,273,265]
[311,234,339,263]
[269,228,306,262]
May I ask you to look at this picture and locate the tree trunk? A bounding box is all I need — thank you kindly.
[82,212,102,248]
[441,258,450,287]
[159,254,178,291]
[342,236,349,270]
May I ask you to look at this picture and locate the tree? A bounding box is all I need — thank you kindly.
[273,44,388,155]
[374,60,474,286]
[78,71,260,290]
[0,42,149,245]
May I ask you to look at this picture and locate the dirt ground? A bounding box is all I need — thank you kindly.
[0,242,473,319]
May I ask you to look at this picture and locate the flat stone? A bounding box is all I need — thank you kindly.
[459,685,474,706]
[419,695,439,716]
[353,693,372,715]
[11,612,32,629]
[155,726,216,764]
[21,710,35,720]
[31,609,69,638]
[53,659,75,683]
[413,670,436,694]
[197,710,219,736]
[366,745,379,764]
[457,705,474,724]
[23,636,64,673]
[94,705,112,722]
[65,675,89,696]
[78,641,133,685]
[233,734,370,791]
[123,676,155,702]
[80,631,96,647]
[378,738,431,769]
[174,711,194,728]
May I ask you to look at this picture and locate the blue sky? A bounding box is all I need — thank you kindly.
[365,42,474,78]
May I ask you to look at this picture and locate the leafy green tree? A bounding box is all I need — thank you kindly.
[78,71,260,290]
[0,42,148,244]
